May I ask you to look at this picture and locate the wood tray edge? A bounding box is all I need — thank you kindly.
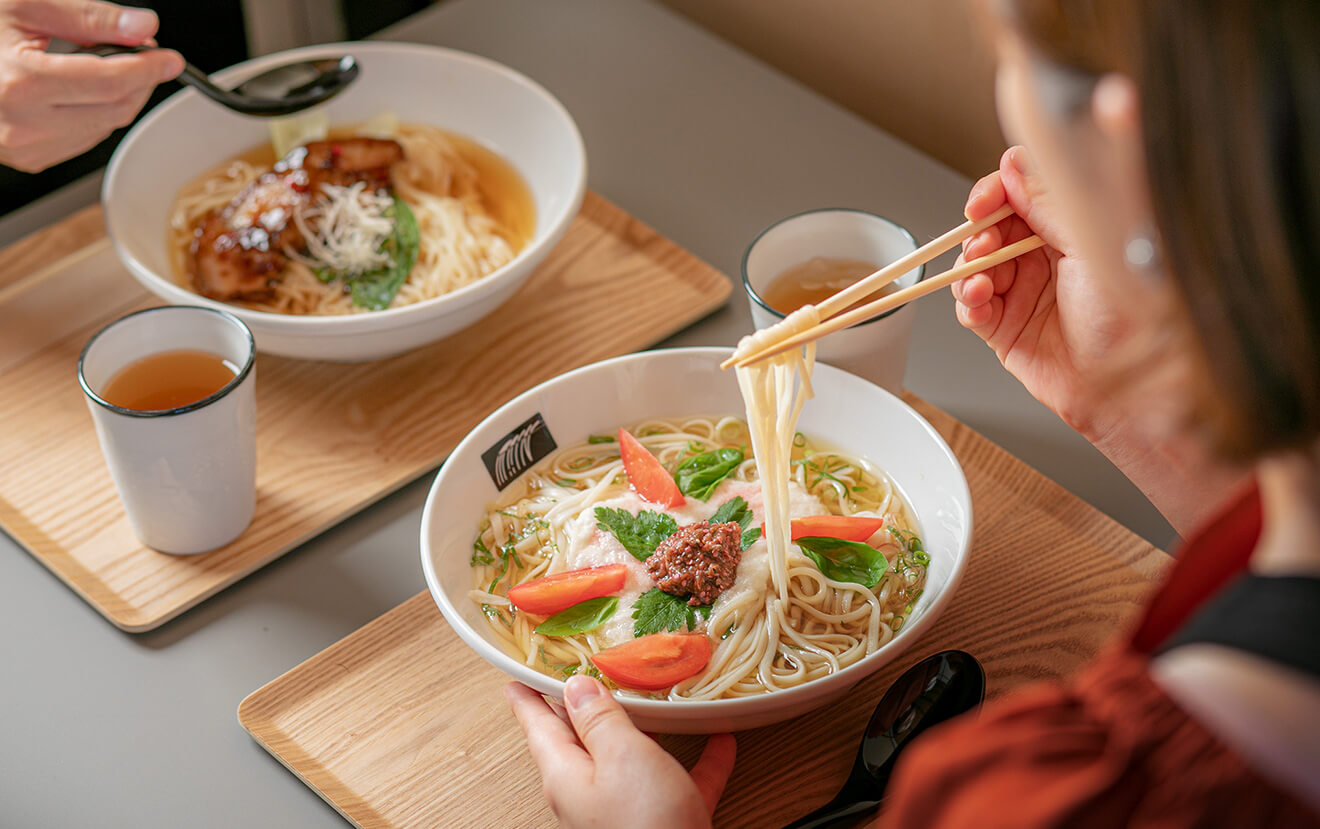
[237,713,374,829]
[234,397,1171,825]
[237,593,436,827]
[10,191,733,633]
[6,472,437,632]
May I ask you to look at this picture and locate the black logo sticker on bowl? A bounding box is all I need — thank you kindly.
[482,413,558,490]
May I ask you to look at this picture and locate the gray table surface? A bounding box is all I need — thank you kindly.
[0,1,1174,826]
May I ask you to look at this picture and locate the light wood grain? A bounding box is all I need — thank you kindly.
[238,400,1171,829]
[0,192,732,632]
[0,203,105,292]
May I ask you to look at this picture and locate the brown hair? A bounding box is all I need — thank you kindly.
[1008,0,1320,460]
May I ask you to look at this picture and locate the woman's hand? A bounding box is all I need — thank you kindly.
[506,677,737,828]
[954,146,1247,534]
[0,0,183,172]
[953,145,1130,440]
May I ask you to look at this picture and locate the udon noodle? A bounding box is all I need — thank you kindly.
[470,305,927,700]
[735,305,820,609]
[169,123,530,315]
[469,416,927,699]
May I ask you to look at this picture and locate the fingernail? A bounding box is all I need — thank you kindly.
[1008,146,1033,175]
[118,8,158,41]
[159,52,184,81]
[564,676,602,709]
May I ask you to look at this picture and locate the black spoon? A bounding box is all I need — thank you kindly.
[784,650,986,829]
[78,45,359,117]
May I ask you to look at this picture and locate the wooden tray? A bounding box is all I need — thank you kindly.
[238,399,1170,829]
[0,192,731,632]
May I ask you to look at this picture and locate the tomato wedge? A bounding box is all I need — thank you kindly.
[591,632,712,690]
[618,428,685,508]
[507,564,628,616]
[790,515,885,543]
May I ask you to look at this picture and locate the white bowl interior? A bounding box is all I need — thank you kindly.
[421,348,971,732]
[104,42,584,329]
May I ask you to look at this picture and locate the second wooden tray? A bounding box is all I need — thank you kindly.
[0,192,731,631]
[238,399,1171,828]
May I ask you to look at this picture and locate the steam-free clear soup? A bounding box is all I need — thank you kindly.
[761,256,897,315]
[101,350,237,411]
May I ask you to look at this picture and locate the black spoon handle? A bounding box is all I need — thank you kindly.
[783,794,884,829]
[76,44,266,113]
[77,43,208,82]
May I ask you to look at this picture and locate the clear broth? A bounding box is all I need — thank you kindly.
[761,256,897,315]
[169,124,536,285]
[101,350,237,411]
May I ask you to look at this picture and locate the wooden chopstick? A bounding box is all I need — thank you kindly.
[813,204,1015,320]
[728,234,1045,369]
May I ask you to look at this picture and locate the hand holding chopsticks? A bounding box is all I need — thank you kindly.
[723,205,1045,369]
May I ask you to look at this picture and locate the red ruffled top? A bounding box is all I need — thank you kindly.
[883,488,1320,827]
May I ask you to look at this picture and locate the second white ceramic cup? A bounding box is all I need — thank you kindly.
[743,209,924,393]
[78,306,257,555]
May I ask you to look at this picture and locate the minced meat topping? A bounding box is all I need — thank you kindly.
[645,520,742,606]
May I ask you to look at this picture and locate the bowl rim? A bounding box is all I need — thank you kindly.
[102,41,588,334]
[77,305,255,418]
[419,346,973,713]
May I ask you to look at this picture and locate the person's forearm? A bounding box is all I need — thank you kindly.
[1089,419,1248,539]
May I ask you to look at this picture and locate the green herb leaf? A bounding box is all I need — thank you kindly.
[470,536,494,566]
[485,537,528,593]
[904,588,924,615]
[797,536,889,588]
[347,197,420,311]
[594,507,678,561]
[710,496,760,550]
[632,588,709,636]
[587,434,617,444]
[674,448,743,500]
[534,597,619,637]
[889,527,930,565]
[741,526,762,549]
[558,663,602,679]
[710,495,751,527]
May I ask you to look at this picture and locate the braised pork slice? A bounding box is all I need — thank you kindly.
[190,212,285,301]
[277,137,404,194]
[189,137,405,301]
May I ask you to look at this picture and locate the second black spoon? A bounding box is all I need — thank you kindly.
[784,649,986,829]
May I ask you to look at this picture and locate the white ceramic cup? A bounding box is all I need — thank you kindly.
[78,306,257,555]
[743,209,924,393]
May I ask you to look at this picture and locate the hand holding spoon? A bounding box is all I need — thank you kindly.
[784,650,986,829]
[79,45,359,117]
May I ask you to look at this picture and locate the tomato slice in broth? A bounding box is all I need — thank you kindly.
[618,428,685,508]
[591,632,712,690]
[790,515,885,543]
[507,564,629,616]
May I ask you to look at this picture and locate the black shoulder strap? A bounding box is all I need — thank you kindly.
[1161,575,1320,680]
